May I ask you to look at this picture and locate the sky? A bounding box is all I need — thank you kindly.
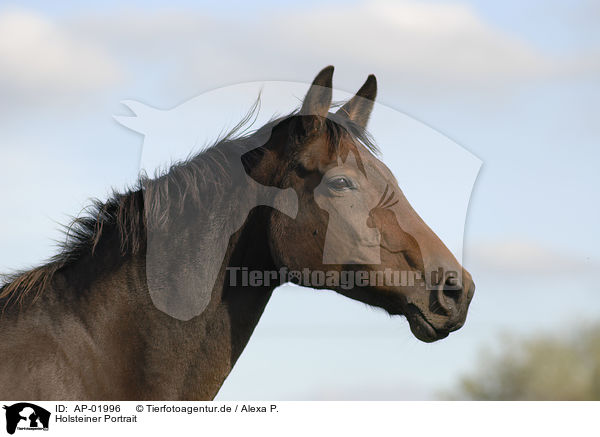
[0,0,599,399]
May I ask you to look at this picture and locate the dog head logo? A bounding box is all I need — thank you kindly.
[115,75,481,330]
[3,403,50,435]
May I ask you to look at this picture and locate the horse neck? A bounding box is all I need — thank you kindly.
[101,189,276,400]
[29,159,277,400]
[165,205,278,400]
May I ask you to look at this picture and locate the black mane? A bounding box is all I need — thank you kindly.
[0,106,378,308]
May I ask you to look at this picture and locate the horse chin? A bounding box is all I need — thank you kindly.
[404,304,450,343]
[333,284,452,343]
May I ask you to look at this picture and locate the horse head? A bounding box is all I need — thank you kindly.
[259,66,475,342]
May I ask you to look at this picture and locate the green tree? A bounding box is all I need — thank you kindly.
[444,324,600,400]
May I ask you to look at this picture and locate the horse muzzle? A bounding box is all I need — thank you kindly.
[405,269,475,343]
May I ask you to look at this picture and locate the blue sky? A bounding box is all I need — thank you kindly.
[0,1,598,399]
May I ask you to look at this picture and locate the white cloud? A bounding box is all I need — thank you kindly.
[64,1,561,94]
[0,8,121,99]
[269,1,554,82]
[467,239,598,278]
[3,1,595,111]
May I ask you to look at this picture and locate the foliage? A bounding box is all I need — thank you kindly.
[444,324,600,400]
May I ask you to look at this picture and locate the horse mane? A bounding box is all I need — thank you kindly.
[0,104,378,309]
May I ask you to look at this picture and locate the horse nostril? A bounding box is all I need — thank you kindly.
[445,276,457,287]
[443,286,462,304]
[435,279,463,316]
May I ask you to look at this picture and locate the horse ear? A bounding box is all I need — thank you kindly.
[299,66,334,134]
[336,74,377,128]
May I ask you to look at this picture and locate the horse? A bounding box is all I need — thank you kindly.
[0,66,474,400]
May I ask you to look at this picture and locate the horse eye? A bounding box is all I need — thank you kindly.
[327,176,354,191]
